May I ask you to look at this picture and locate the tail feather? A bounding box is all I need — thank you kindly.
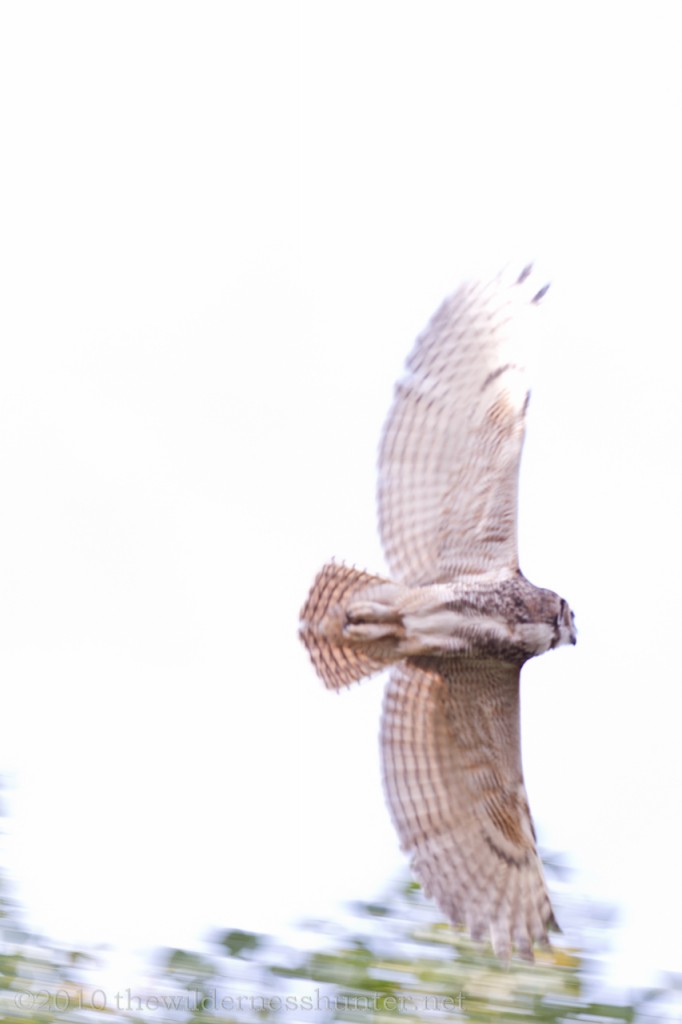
[299,562,402,690]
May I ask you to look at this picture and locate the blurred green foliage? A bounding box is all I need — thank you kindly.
[1,865,680,1024]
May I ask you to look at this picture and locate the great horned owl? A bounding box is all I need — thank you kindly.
[299,265,576,959]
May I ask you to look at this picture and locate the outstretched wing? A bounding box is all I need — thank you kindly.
[380,657,555,959]
[378,265,548,584]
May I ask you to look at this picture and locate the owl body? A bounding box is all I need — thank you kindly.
[299,265,576,959]
[343,572,576,663]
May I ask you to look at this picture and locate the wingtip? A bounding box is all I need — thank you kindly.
[512,262,551,304]
[532,282,551,304]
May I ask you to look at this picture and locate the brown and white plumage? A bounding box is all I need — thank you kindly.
[382,659,555,961]
[299,265,576,958]
[379,266,545,583]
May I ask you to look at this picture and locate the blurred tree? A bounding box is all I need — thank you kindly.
[2,865,680,1023]
[0,786,679,1024]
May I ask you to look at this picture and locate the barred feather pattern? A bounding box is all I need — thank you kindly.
[299,562,400,690]
[378,266,545,584]
[381,659,556,960]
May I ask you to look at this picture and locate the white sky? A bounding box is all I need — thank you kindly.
[1,0,681,993]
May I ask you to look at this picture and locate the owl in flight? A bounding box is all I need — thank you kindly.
[299,265,576,959]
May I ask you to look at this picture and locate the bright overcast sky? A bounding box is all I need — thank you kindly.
[1,0,681,993]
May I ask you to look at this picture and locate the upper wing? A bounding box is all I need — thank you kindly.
[377,265,548,584]
[380,657,555,959]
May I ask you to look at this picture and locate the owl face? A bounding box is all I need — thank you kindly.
[553,597,577,649]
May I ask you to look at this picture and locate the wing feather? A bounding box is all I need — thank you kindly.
[380,657,555,957]
[378,265,547,583]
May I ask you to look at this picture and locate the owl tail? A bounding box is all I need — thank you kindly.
[299,562,405,690]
